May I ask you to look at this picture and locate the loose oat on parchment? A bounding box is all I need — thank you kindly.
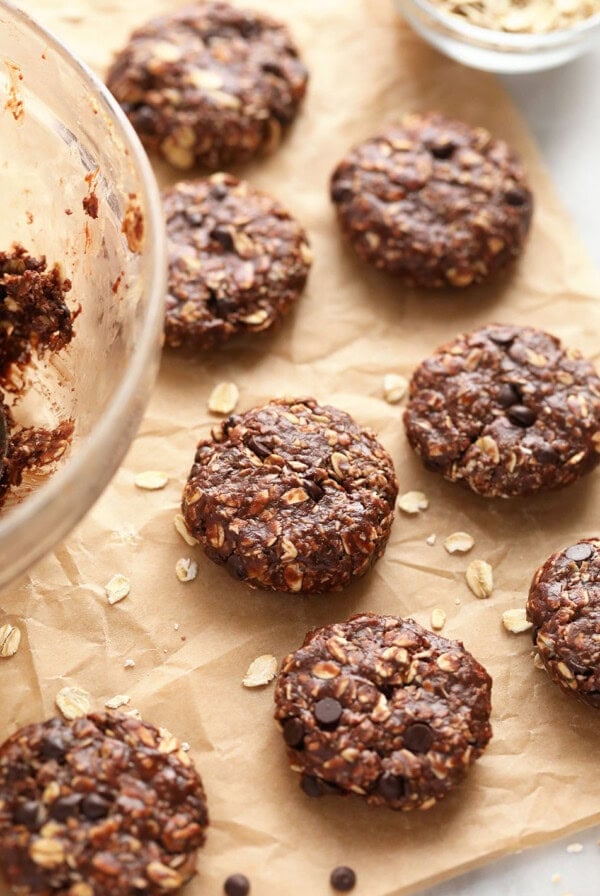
[429,0,600,34]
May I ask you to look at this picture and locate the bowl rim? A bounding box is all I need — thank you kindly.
[0,0,166,582]
[403,0,600,47]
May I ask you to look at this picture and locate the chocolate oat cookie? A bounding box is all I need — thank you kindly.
[106,2,308,170]
[163,174,311,350]
[182,398,398,593]
[274,614,492,810]
[330,112,532,287]
[0,712,208,896]
[404,324,600,497]
[527,539,600,708]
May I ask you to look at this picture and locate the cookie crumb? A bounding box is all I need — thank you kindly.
[243,654,278,688]
[105,574,131,605]
[208,381,239,415]
[104,694,130,710]
[134,470,169,490]
[551,874,562,883]
[55,686,91,720]
[0,623,21,658]
[397,490,428,514]
[502,608,532,634]
[124,658,136,669]
[383,373,408,404]
[174,513,199,546]
[533,651,545,670]
[174,623,180,631]
[176,557,198,582]
[425,533,437,546]
[444,531,474,554]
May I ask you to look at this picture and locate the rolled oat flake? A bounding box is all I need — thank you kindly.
[429,0,600,34]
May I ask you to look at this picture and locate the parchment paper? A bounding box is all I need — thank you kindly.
[2,1,600,894]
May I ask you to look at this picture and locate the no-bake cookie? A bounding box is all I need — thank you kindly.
[274,613,493,809]
[0,712,208,896]
[330,112,532,287]
[163,174,311,350]
[106,2,308,170]
[527,539,600,707]
[182,398,398,593]
[404,324,600,497]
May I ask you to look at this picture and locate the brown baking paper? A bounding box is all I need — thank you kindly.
[2,1,600,894]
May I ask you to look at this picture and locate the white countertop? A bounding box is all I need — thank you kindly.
[419,45,600,896]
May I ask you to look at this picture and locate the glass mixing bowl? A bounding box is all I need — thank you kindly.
[0,1,166,588]
[396,0,600,73]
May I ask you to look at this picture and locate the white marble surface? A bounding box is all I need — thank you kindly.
[418,46,600,896]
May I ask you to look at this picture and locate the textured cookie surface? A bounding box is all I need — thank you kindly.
[0,712,208,895]
[527,539,600,707]
[330,112,532,287]
[404,324,600,497]
[164,174,311,350]
[182,398,398,593]
[106,1,308,170]
[274,614,492,810]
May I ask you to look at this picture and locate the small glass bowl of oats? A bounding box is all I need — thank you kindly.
[0,1,166,587]
[396,0,600,72]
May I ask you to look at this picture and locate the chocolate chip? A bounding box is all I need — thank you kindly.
[211,227,235,252]
[314,697,343,726]
[224,873,250,896]
[300,774,325,798]
[261,61,284,77]
[282,718,305,748]
[303,478,324,502]
[537,446,558,465]
[330,866,356,892]
[505,187,527,206]
[51,793,82,821]
[507,405,536,427]
[570,662,592,677]
[488,326,516,346]
[226,553,247,580]
[210,184,228,201]
[331,184,354,204]
[40,734,66,761]
[81,794,110,820]
[403,722,434,753]
[565,543,593,563]
[497,383,520,408]
[246,435,271,459]
[376,772,406,801]
[13,800,41,830]
[429,139,455,160]
[133,105,157,135]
